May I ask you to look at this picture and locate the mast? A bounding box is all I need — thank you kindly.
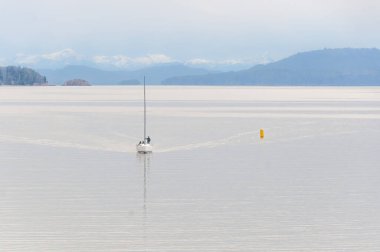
[144,76,146,142]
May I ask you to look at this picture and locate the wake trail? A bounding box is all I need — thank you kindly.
[0,134,135,153]
[0,121,359,154]
[156,130,265,153]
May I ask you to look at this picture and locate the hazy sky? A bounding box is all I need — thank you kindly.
[0,0,379,69]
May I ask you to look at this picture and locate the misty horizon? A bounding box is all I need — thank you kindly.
[1,0,379,71]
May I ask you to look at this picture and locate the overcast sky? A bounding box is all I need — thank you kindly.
[0,0,379,69]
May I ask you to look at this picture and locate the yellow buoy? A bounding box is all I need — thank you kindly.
[260,129,264,139]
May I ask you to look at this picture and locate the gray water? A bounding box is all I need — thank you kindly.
[1,86,380,251]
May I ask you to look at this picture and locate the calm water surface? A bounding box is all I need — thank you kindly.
[0,86,380,251]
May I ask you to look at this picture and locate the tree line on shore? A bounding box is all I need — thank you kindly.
[0,66,47,85]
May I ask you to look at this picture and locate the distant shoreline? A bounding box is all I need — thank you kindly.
[2,84,380,87]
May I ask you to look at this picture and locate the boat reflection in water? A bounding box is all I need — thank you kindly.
[136,152,152,209]
[136,152,152,247]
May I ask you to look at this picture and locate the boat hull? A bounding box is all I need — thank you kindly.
[136,144,153,153]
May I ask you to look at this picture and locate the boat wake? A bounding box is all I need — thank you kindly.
[157,130,260,153]
[0,124,360,154]
[0,134,135,153]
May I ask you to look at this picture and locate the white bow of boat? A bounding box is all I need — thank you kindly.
[136,142,153,153]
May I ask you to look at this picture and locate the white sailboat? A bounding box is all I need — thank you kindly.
[136,76,153,153]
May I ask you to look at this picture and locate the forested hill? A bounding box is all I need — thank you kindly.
[163,48,380,85]
[0,66,47,85]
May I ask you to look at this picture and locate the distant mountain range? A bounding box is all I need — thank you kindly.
[4,48,380,86]
[39,64,212,85]
[163,48,380,85]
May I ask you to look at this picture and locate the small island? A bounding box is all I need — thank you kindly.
[0,66,47,85]
[63,79,91,86]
